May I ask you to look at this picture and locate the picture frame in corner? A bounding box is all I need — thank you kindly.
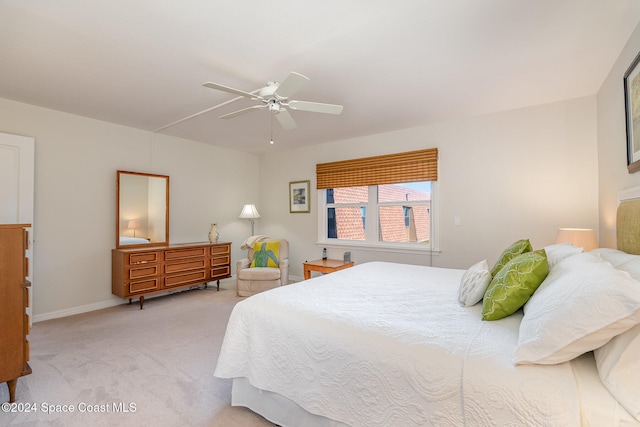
[624,50,640,173]
[289,180,310,213]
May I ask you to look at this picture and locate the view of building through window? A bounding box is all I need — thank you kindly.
[326,182,431,244]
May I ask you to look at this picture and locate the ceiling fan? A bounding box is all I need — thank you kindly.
[203,72,344,130]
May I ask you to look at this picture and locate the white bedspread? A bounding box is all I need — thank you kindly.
[215,262,588,426]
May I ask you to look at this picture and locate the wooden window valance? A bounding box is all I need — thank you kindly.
[316,148,438,189]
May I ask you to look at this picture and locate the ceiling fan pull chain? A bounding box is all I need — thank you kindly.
[270,114,274,145]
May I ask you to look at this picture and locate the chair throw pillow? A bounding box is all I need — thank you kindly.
[458,259,492,307]
[482,249,549,321]
[251,241,280,268]
[490,239,532,277]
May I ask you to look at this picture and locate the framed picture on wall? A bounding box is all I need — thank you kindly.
[624,51,640,173]
[289,180,310,213]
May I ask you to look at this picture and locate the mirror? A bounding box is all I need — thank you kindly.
[116,170,169,249]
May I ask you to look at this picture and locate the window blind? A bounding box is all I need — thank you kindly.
[316,148,438,189]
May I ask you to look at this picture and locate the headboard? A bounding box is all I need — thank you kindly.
[617,187,640,255]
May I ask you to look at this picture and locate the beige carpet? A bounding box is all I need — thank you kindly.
[0,279,275,426]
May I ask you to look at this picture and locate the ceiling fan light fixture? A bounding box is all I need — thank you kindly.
[269,102,281,113]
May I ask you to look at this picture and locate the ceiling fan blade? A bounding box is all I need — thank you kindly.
[204,82,263,100]
[219,105,266,119]
[288,100,344,115]
[275,109,297,130]
[274,72,310,99]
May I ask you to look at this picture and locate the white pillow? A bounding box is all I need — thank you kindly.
[543,243,582,270]
[458,259,491,307]
[615,257,640,282]
[590,248,640,280]
[591,248,639,267]
[594,323,640,421]
[514,252,640,365]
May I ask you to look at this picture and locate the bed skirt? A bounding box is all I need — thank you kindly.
[232,377,349,427]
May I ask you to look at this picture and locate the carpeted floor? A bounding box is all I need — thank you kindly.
[0,279,275,426]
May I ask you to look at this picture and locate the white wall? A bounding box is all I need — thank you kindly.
[0,97,259,321]
[598,22,640,249]
[259,96,599,275]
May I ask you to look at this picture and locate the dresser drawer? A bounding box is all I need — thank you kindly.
[128,252,158,265]
[165,247,207,261]
[128,265,158,280]
[211,244,230,255]
[165,259,206,274]
[164,271,207,288]
[129,278,160,294]
[211,266,230,278]
[211,255,230,266]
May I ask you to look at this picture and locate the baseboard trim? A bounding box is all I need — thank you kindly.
[33,277,238,323]
[33,299,122,323]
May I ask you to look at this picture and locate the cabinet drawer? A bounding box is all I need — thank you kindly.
[129,279,160,294]
[128,265,158,280]
[165,247,206,261]
[25,340,29,362]
[128,252,158,265]
[24,287,29,308]
[165,271,206,288]
[24,314,30,335]
[211,244,230,255]
[211,266,230,278]
[211,255,230,266]
[165,259,206,274]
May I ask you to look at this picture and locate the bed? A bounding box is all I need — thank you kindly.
[118,236,151,245]
[215,201,640,426]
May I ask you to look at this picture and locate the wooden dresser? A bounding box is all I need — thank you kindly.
[112,242,231,308]
[0,224,32,403]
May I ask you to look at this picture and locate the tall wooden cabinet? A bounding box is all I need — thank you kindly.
[112,242,231,308]
[0,224,32,403]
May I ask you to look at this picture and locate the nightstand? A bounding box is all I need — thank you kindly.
[303,259,354,280]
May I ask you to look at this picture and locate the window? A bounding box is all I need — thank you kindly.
[322,182,434,248]
[316,148,438,252]
[326,186,368,240]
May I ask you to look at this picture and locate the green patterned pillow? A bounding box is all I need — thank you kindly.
[490,239,533,277]
[251,241,280,267]
[482,249,549,321]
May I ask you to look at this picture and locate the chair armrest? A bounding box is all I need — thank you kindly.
[279,259,289,285]
[236,258,251,272]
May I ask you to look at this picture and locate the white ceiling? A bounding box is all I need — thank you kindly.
[2,1,640,154]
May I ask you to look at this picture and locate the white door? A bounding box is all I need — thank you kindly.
[0,132,35,318]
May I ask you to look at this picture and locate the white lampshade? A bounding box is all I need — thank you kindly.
[239,204,261,219]
[239,204,260,236]
[127,220,141,238]
[555,228,598,252]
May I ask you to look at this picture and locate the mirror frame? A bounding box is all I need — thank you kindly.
[116,170,170,249]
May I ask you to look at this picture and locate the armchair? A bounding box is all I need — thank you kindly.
[236,239,289,297]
